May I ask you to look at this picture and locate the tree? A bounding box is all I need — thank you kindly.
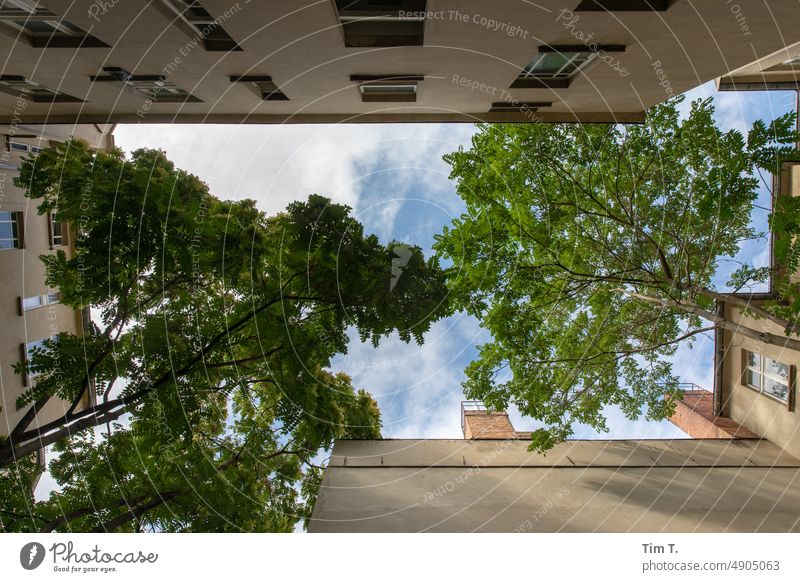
[1,140,450,531]
[434,97,800,452]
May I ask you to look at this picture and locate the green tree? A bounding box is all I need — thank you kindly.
[1,140,449,530]
[434,97,800,452]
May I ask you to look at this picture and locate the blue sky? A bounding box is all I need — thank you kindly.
[111,81,798,442]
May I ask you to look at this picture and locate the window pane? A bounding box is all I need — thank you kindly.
[26,336,58,357]
[747,351,761,369]
[22,295,43,310]
[746,369,761,389]
[764,377,789,402]
[0,220,13,237]
[9,141,29,152]
[764,357,790,381]
[20,20,57,33]
[51,217,64,245]
[524,52,588,77]
[0,211,19,249]
[26,338,47,357]
[46,291,61,304]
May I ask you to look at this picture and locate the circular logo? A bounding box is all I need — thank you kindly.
[20,542,46,570]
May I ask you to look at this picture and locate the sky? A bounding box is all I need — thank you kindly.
[107,80,798,443]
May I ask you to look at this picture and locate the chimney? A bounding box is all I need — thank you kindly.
[667,387,758,439]
[461,401,520,439]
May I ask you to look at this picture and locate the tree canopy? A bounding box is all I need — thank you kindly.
[1,140,450,531]
[434,97,800,451]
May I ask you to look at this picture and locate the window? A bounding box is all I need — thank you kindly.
[0,1,108,47]
[0,211,23,249]
[21,295,43,311]
[229,75,289,101]
[522,51,595,79]
[91,68,202,103]
[575,0,671,10]
[744,350,793,404]
[511,45,625,88]
[6,135,46,153]
[49,212,67,246]
[351,75,423,102]
[0,75,83,103]
[489,101,552,113]
[157,0,240,51]
[19,290,61,314]
[21,335,58,388]
[335,0,426,47]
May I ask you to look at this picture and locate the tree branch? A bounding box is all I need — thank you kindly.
[617,289,800,351]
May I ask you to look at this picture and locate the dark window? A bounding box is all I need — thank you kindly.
[91,68,202,103]
[336,0,426,47]
[0,75,83,102]
[0,1,108,47]
[489,101,552,113]
[49,212,67,246]
[229,76,289,101]
[575,0,671,10]
[158,0,241,51]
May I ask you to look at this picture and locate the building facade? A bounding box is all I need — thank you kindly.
[309,403,800,532]
[0,1,798,124]
[0,122,114,445]
[703,160,800,460]
[717,40,800,92]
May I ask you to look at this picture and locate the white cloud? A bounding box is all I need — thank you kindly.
[332,313,487,439]
[113,123,475,217]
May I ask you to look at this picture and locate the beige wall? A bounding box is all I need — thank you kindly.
[0,123,113,437]
[1,1,799,123]
[309,438,800,532]
[720,306,800,460]
[717,161,800,459]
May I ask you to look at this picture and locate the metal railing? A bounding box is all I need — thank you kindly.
[658,382,709,393]
[460,400,487,433]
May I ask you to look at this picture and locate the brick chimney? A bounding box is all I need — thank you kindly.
[461,401,520,439]
[668,389,758,439]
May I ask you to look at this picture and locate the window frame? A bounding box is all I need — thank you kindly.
[575,0,672,10]
[0,210,23,250]
[90,69,203,103]
[18,290,61,315]
[0,75,83,103]
[156,0,241,51]
[229,75,289,101]
[0,1,108,48]
[350,74,423,103]
[7,135,47,154]
[335,0,427,47]
[742,349,795,410]
[21,334,59,389]
[48,212,68,247]
[511,45,626,89]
